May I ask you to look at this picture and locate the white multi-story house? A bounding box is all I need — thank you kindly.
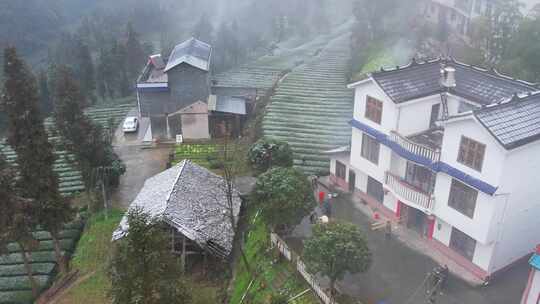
[328,57,540,281]
[422,0,493,38]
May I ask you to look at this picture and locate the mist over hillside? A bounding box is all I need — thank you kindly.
[0,0,354,67]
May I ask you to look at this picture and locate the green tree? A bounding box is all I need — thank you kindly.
[125,22,146,83]
[53,66,125,187]
[353,0,397,40]
[76,41,96,103]
[500,12,540,82]
[38,70,53,115]
[253,167,315,231]
[248,138,294,173]
[109,209,192,304]
[470,0,523,64]
[303,221,372,296]
[3,47,73,275]
[192,14,214,44]
[0,155,40,297]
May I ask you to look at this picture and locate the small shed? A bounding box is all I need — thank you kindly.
[208,95,248,138]
[169,100,211,140]
[112,160,242,260]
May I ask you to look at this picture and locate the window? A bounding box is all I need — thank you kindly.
[335,161,347,180]
[430,103,440,128]
[367,176,384,203]
[365,96,383,124]
[448,179,478,218]
[405,162,435,193]
[457,136,485,171]
[450,227,476,261]
[361,134,380,164]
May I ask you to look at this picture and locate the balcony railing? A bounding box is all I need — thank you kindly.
[389,131,441,163]
[385,172,435,212]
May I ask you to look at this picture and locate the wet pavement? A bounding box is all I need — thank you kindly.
[110,109,172,209]
[289,193,529,304]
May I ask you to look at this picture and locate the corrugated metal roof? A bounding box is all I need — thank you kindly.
[530,253,540,270]
[370,58,537,105]
[164,38,212,72]
[215,96,246,115]
[475,93,540,150]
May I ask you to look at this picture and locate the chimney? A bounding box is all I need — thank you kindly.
[440,66,456,89]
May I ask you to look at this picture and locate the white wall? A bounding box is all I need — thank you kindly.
[490,140,540,273]
[396,96,441,136]
[330,153,352,181]
[350,128,391,185]
[433,173,501,244]
[353,82,398,134]
[433,217,495,271]
[439,117,506,187]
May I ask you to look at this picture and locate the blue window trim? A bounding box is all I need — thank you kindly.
[137,87,170,93]
[350,119,498,195]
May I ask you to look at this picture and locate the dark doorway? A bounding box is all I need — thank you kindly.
[406,207,428,237]
[349,170,356,192]
[367,176,384,203]
[430,103,441,128]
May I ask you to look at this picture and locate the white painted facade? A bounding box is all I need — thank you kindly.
[422,0,493,39]
[329,78,540,280]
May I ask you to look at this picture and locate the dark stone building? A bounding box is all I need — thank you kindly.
[137,38,212,140]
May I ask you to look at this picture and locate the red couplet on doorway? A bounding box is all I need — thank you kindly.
[396,201,402,218]
[427,216,436,240]
[318,191,325,204]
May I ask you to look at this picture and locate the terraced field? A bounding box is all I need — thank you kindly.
[212,66,285,97]
[0,102,134,196]
[0,219,85,304]
[262,36,354,175]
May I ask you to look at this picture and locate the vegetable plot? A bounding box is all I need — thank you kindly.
[0,218,85,304]
[263,35,353,175]
[0,102,134,196]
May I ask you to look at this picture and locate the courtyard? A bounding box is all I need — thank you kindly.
[289,191,530,304]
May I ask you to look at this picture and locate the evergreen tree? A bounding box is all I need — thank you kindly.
[38,70,53,115]
[76,42,96,103]
[125,22,146,83]
[0,155,40,298]
[3,47,73,275]
[192,14,214,44]
[109,209,192,304]
[54,65,125,187]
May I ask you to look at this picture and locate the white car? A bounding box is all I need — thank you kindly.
[122,117,139,133]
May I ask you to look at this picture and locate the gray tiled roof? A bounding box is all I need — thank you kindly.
[164,38,212,72]
[475,93,540,150]
[371,58,537,104]
[113,160,241,258]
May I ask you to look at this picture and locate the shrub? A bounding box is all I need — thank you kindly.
[248,138,293,173]
[253,167,315,231]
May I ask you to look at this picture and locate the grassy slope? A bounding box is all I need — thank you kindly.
[56,210,123,304]
[230,212,319,304]
[56,210,223,304]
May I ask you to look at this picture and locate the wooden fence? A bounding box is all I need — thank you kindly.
[270,233,337,304]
